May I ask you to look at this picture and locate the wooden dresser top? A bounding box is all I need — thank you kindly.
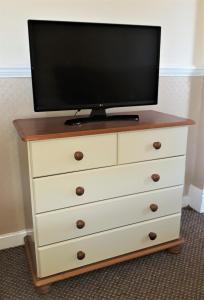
[13,110,194,141]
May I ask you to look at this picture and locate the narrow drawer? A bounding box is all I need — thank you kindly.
[33,156,185,213]
[36,186,183,246]
[29,133,117,177]
[38,214,181,277]
[118,126,188,164]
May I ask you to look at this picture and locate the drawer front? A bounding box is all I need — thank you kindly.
[118,126,188,164]
[38,214,181,277]
[36,186,183,246]
[34,156,185,213]
[29,133,117,177]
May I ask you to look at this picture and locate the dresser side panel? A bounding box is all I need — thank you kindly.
[18,138,33,231]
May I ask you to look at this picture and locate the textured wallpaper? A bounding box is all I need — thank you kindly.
[0,76,203,234]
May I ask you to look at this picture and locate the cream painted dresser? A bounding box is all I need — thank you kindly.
[14,110,194,293]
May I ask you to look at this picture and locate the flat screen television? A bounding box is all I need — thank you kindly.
[28,20,161,124]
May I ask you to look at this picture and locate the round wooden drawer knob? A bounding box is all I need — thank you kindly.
[76,220,85,229]
[151,174,160,182]
[150,204,158,212]
[149,232,157,240]
[76,186,85,196]
[77,251,85,260]
[74,151,84,161]
[153,142,161,150]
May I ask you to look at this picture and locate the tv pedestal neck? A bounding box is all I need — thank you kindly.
[64,108,139,126]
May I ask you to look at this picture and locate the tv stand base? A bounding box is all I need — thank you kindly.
[65,107,139,125]
[65,114,139,126]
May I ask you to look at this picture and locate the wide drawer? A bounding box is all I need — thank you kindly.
[36,186,183,246]
[118,126,188,164]
[38,214,181,277]
[33,156,186,213]
[29,133,117,177]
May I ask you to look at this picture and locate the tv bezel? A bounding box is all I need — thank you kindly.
[28,20,161,112]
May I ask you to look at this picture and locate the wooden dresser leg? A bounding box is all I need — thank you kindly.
[167,243,183,254]
[36,285,51,294]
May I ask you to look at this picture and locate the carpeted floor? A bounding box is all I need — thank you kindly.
[0,207,204,300]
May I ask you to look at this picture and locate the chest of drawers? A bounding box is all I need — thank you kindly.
[14,110,194,293]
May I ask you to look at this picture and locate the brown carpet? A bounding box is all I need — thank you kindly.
[0,207,204,300]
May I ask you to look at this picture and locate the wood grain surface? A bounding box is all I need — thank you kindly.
[14,110,194,141]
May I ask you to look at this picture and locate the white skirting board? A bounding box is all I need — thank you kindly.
[0,230,27,250]
[189,185,204,213]
[0,229,32,250]
[182,195,190,207]
[0,194,191,250]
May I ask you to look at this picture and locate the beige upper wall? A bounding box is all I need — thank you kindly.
[0,0,202,68]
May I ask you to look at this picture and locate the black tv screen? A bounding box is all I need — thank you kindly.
[28,20,161,112]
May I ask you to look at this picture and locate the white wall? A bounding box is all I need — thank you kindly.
[194,0,204,66]
[0,0,200,69]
